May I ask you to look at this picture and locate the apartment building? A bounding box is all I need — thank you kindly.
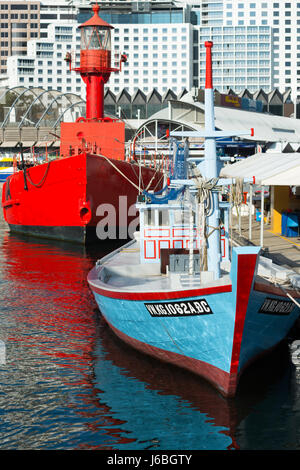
[5,0,86,95]
[194,1,300,102]
[0,1,40,76]
[92,2,193,95]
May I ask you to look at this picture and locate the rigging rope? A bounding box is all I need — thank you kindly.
[188,169,220,272]
[92,153,142,191]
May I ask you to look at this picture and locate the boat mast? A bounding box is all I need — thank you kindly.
[168,42,254,279]
[203,41,221,279]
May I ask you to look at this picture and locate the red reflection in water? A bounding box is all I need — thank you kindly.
[2,234,96,359]
[1,232,136,448]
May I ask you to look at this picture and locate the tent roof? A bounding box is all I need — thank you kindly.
[147,93,300,144]
[220,152,300,186]
[195,101,300,143]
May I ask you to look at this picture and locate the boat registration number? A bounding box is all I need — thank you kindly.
[145,299,213,317]
[259,297,295,315]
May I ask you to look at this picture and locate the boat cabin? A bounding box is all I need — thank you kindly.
[136,199,230,274]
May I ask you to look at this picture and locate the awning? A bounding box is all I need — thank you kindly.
[36,141,50,147]
[21,141,37,148]
[0,141,19,148]
[35,140,60,147]
[220,152,300,186]
[180,97,300,144]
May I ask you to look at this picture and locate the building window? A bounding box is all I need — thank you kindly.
[11,5,28,9]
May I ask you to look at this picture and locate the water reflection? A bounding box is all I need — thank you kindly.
[0,226,299,450]
[0,231,125,449]
[94,319,298,450]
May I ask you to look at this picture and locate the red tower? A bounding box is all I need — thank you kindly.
[60,3,127,159]
[77,2,126,120]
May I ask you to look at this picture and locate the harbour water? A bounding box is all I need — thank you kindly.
[0,201,300,452]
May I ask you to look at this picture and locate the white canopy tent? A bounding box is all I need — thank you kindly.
[220,152,300,186]
[220,152,300,247]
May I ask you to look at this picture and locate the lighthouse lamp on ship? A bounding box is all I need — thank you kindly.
[61,2,127,159]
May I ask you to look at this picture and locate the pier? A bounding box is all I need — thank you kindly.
[231,216,300,274]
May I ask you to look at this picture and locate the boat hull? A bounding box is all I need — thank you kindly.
[1,153,161,244]
[88,246,300,397]
[0,169,13,183]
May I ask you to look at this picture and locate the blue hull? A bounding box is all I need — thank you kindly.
[89,246,300,396]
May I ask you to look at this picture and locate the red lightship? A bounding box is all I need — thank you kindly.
[2,4,162,244]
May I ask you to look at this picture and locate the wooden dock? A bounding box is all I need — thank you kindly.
[231,216,300,274]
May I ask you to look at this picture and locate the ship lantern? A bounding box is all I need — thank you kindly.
[79,3,113,74]
[78,3,114,120]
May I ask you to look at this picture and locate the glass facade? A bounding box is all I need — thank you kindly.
[78,10,184,25]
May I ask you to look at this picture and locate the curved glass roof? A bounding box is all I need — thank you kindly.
[0,86,85,129]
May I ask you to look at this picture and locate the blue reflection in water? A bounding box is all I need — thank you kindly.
[92,327,232,450]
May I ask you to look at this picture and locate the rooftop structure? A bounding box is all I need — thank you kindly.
[0,85,84,152]
[0,83,297,156]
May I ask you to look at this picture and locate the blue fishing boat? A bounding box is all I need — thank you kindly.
[88,42,300,397]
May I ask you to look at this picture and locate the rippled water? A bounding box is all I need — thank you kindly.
[0,213,300,451]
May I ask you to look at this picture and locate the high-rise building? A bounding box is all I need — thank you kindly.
[4,0,85,94]
[2,1,300,107]
[192,1,300,103]
[77,1,193,96]
[4,1,194,98]
[0,1,40,76]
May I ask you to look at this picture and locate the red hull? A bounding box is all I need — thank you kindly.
[2,153,162,244]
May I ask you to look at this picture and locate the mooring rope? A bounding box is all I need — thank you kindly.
[92,152,141,191]
[25,162,51,188]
